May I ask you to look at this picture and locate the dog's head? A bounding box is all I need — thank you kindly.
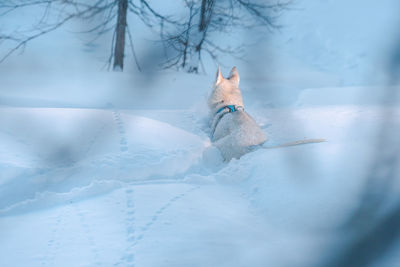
[208,66,244,112]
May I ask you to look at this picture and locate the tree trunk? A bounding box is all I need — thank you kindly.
[199,0,207,32]
[187,0,213,73]
[113,0,128,71]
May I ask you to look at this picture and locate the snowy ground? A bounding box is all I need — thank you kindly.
[1,0,400,266]
[1,78,399,266]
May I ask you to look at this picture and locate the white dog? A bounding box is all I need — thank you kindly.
[208,67,267,160]
[207,67,326,161]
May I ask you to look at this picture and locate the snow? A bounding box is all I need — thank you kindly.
[1,96,399,266]
[1,0,400,266]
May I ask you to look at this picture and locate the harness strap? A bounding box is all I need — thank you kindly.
[210,105,244,139]
[215,105,242,115]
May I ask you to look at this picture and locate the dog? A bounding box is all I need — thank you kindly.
[207,67,326,161]
[208,67,267,160]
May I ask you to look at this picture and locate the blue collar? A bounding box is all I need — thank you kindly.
[211,104,244,139]
[216,105,243,115]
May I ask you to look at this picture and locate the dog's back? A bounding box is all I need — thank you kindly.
[213,109,267,160]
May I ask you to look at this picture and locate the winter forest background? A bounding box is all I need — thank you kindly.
[1,0,400,266]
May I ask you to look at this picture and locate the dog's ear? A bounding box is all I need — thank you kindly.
[229,66,240,84]
[215,67,224,85]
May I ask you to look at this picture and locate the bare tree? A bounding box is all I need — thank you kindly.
[161,0,291,73]
[0,0,178,71]
[113,0,128,70]
[0,0,290,73]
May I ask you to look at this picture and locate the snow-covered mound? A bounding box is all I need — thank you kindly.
[1,100,399,266]
[1,60,399,265]
[0,107,207,215]
[1,0,400,265]
[217,107,381,225]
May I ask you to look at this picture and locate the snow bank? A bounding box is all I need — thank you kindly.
[206,105,400,232]
[296,86,396,107]
[0,107,207,214]
[0,70,211,109]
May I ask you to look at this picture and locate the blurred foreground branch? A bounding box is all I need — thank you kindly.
[321,33,400,267]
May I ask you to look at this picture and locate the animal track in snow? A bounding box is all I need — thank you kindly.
[115,187,137,267]
[112,109,129,153]
[134,185,200,244]
[74,204,102,266]
[41,207,70,266]
[114,185,199,266]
